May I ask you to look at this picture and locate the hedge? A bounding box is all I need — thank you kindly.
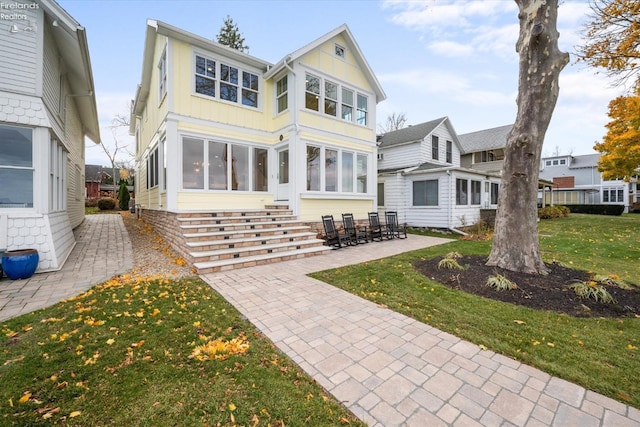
[563,204,625,216]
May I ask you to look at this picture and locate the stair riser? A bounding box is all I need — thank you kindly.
[182,223,306,234]
[194,242,322,262]
[180,216,295,226]
[190,235,315,251]
[177,210,292,219]
[196,250,330,274]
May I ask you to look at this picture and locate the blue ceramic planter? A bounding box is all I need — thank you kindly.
[1,249,39,280]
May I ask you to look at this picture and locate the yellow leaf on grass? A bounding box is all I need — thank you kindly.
[19,392,31,403]
[69,411,81,418]
[478,344,488,351]
[513,320,526,325]
[106,339,115,345]
[229,403,236,411]
[547,342,555,347]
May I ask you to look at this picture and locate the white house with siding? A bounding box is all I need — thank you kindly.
[377,117,502,230]
[0,0,100,272]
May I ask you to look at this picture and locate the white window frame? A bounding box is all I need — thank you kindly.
[0,124,34,209]
[158,46,167,102]
[412,179,439,207]
[305,145,371,194]
[192,50,261,109]
[276,75,288,114]
[334,43,346,59]
[304,72,370,127]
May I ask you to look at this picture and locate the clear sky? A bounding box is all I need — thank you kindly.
[56,0,623,167]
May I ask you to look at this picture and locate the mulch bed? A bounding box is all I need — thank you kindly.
[413,255,640,318]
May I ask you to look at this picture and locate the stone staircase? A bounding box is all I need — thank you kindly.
[177,205,330,274]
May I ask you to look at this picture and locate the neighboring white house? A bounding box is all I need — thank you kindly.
[539,154,637,212]
[377,117,502,229]
[0,0,100,271]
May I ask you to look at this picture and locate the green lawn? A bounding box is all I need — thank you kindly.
[0,276,364,426]
[311,214,640,409]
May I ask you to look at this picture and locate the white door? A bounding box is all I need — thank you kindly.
[276,147,289,201]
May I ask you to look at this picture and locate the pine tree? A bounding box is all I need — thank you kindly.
[216,16,249,52]
[118,180,130,211]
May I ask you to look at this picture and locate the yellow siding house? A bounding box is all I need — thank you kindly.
[130,20,385,272]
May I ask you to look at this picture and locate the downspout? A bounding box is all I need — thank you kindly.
[446,169,467,236]
[283,56,299,216]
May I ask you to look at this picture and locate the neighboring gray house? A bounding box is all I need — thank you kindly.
[377,117,502,229]
[459,124,512,174]
[539,154,637,211]
[0,0,100,271]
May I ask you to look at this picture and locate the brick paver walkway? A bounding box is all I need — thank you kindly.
[0,215,132,322]
[201,235,640,427]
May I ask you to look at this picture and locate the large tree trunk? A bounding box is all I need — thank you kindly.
[486,0,569,274]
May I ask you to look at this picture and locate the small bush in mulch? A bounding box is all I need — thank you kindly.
[414,255,640,318]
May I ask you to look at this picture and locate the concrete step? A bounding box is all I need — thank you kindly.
[194,245,332,274]
[178,215,297,229]
[190,239,327,262]
[183,225,312,242]
[186,231,318,250]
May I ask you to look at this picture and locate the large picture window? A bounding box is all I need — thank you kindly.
[0,124,33,208]
[306,146,369,193]
[413,180,438,206]
[456,178,468,205]
[182,137,267,192]
[325,148,337,191]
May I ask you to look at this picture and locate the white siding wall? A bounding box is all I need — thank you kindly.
[0,1,40,96]
[63,95,85,229]
[42,23,64,138]
[378,173,406,222]
[404,172,452,229]
[429,124,461,167]
[378,143,421,170]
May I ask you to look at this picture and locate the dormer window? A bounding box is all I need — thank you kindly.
[334,43,345,59]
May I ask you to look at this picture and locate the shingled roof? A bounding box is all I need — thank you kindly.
[378,117,448,148]
[458,124,513,154]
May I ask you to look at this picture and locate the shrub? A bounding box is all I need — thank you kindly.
[569,280,616,304]
[486,274,518,291]
[538,205,570,219]
[85,198,98,208]
[118,181,130,211]
[97,198,116,210]
[563,204,625,216]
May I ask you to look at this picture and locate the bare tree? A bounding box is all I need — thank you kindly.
[486,0,570,274]
[101,113,132,199]
[378,112,407,134]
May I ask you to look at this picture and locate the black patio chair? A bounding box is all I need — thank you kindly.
[367,212,388,242]
[342,213,368,245]
[321,215,350,248]
[385,211,408,239]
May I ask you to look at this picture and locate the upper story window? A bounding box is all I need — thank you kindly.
[474,149,504,163]
[356,94,368,126]
[341,88,353,121]
[431,135,439,160]
[158,46,167,100]
[334,43,345,59]
[194,53,260,108]
[446,140,453,163]
[305,73,369,126]
[324,81,338,117]
[305,73,320,111]
[276,75,288,113]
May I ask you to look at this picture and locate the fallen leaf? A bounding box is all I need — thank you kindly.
[513,320,526,325]
[478,344,488,351]
[69,411,81,418]
[19,392,31,403]
[106,338,115,345]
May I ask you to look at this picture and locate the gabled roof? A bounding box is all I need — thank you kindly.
[132,19,273,121]
[458,124,512,154]
[264,24,385,102]
[39,0,101,143]
[378,117,456,149]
